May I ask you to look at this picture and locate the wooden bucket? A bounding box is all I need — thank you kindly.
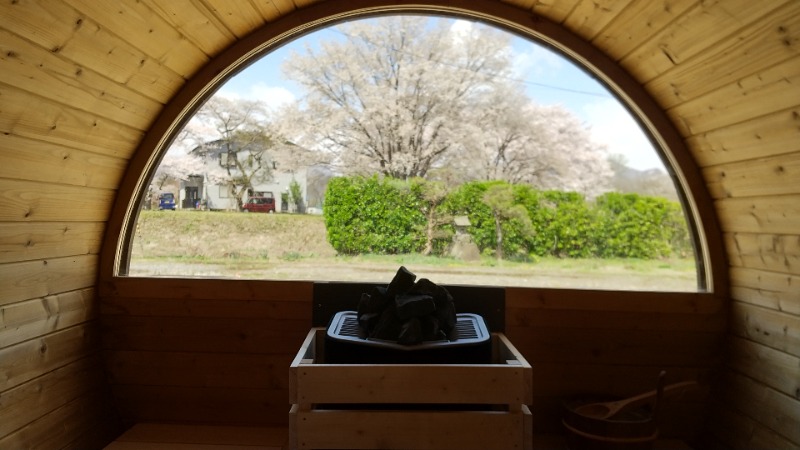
[562,397,658,450]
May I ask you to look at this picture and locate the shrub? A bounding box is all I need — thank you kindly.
[594,192,675,258]
[324,176,693,260]
[323,176,425,254]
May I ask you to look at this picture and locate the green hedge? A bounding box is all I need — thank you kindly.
[323,176,426,254]
[323,177,693,259]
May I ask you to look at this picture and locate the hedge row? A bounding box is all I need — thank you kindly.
[323,176,693,259]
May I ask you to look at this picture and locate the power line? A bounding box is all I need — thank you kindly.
[328,26,611,99]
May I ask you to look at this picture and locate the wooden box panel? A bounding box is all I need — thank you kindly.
[289,328,532,450]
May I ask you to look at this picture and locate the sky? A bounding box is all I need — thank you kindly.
[215,16,665,172]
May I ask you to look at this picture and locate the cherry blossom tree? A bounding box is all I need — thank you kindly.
[279,16,513,179]
[277,16,611,196]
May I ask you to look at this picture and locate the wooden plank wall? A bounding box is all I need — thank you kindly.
[539,1,800,447]
[98,278,313,427]
[505,288,725,441]
[98,278,726,442]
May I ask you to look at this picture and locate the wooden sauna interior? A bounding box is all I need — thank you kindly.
[1,0,798,448]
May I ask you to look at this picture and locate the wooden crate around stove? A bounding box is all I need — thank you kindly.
[289,327,533,450]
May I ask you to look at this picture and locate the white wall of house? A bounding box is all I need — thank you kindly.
[199,169,308,212]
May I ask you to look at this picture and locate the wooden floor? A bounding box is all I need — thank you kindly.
[105,424,692,449]
[104,424,288,450]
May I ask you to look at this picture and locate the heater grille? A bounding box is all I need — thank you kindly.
[327,311,489,351]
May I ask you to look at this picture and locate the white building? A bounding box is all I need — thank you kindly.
[181,140,308,212]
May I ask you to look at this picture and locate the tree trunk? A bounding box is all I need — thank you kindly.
[494,213,503,260]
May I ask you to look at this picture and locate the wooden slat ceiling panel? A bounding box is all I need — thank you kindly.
[202,0,268,38]
[528,0,580,23]
[140,0,236,57]
[561,0,636,40]
[591,0,697,61]
[649,2,800,110]
[63,0,210,78]
[620,1,785,83]
[0,1,184,102]
[715,195,800,235]
[688,108,800,167]
[248,1,285,24]
[290,0,321,9]
[667,59,799,138]
[0,29,160,131]
[704,152,800,200]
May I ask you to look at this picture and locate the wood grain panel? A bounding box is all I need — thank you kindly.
[718,370,800,445]
[100,277,314,301]
[648,1,800,109]
[704,152,800,199]
[0,85,144,159]
[507,307,726,332]
[728,301,800,357]
[0,0,184,101]
[730,267,799,315]
[0,179,114,223]
[110,423,288,447]
[506,287,722,314]
[101,315,308,354]
[0,288,95,348]
[0,355,105,438]
[112,385,289,425]
[140,0,236,56]
[562,0,634,40]
[290,0,321,9]
[0,388,119,450]
[724,233,800,274]
[100,296,309,320]
[64,0,209,77]
[668,58,800,137]
[0,29,161,131]
[0,255,98,307]
[688,108,800,167]
[203,0,266,38]
[726,335,800,399]
[104,350,292,389]
[620,1,783,82]
[250,0,285,22]
[506,326,724,366]
[0,221,104,264]
[0,322,100,391]
[528,0,580,23]
[0,134,126,190]
[592,0,697,61]
[715,194,800,235]
[706,402,798,450]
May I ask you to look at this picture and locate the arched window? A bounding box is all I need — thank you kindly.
[111,7,723,294]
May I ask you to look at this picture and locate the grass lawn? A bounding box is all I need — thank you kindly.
[129,210,698,291]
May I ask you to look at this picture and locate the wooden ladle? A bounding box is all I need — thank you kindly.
[574,378,697,420]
